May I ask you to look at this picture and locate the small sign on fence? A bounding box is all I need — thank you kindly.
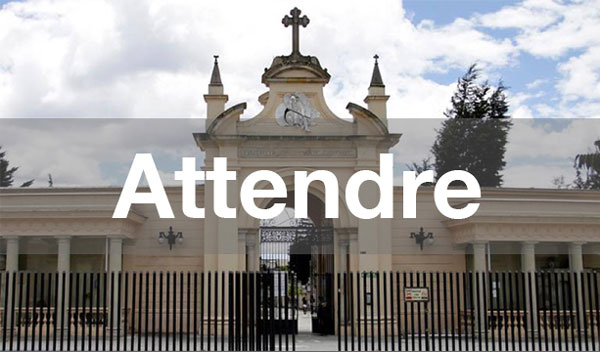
[404,287,429,302]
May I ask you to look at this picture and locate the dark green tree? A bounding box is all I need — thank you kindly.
[573,139,600,190]
[0,146,34,187]
[431,65,512,187]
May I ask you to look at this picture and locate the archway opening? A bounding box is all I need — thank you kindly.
[259,191,335,335]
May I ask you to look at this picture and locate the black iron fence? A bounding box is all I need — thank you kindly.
[337,271,600,351]
[1,270,598,351]
[0,271,298,351]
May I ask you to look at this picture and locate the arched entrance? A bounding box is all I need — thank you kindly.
[258,191,335,335]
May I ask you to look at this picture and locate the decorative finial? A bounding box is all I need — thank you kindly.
[369,54,385,88]
[209,54,222,86]
[282,7,310,56]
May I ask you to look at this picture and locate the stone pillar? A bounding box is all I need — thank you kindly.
[109,237,123,273]
[472,242,487,273]
[4,237,19,330]
[569,242,585,331]
[56,236,71,328]
[238,228,258,271]
[5,236,19,272]
[521,241,538,335]
[472,241,487,334]
[109,237,123,332]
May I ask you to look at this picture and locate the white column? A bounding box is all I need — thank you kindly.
[4,237,19,330]
[521,241,538,335]
[5,236,19,272]
[109,237,123,332]
[109,237,123,272]
[569,242,585,331]
[57,236,71,272]
[569,242,584,272]
[472,241,487,334]
[472,242,487,272]
[56,236,71,328]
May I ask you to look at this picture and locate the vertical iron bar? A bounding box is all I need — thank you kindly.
[72,273,79,352]
[16,272,23,352]
[173,272,177,352]
[95,273,100,352]
[574,272,582,351]
[383,272,388,351]
[270,272,275,351]
[276,273,280,352]
[88,272,93,351]
[1,272,7,352]
[110,272,114,351]
[249,272,254,351]
[54,272,60,351]
[39,272,46,351]
[351,272,355,352]
[554,271,561,351]
[490,272,495,352]
[206,272,210,352]
[284,272,288,352]
[159,272,164,351]
[166,272,170,351]
[377,272,381,351]
[482,272,488,351]
[587,271,595,352]
[404,272,409,352]
[221,272,225,351]
[229,272,234,351]
[593,271,599,351]
[187,272,191,352]
[364,273,368,351]
[475,272,482,351]
[152,272,156,352]
[516,272,523,352]
[356,272,361,351]
[62,272,67,351]
[509,272,515,351]
[337,273,341,351]
[194,272,197,352]
[117,272,122,352]
[443,272,448,351]
[541,271,549,351]
[469,272,475,351]
[200,272,204,351]
[582,272,589,351]
[457,272,462,351]
[535,272,543,351]
[450,272,456,352]
[131,272,136,352]
[370,273,375,351]
[145,272,149,351]
[179,272,184,352]
[25,272,31,351]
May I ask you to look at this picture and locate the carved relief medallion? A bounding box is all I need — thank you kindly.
[275,92,319,131]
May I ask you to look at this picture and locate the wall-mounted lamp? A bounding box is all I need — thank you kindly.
[410,227,434,251]
[158,226,183,250]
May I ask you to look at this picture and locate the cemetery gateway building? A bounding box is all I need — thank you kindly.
[0,7,599,349]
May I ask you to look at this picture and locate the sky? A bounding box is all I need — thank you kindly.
[0,0,599,188]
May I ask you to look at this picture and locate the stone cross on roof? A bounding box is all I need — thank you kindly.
[282,7,309,56]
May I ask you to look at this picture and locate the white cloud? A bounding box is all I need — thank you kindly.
[0,0,520,119]
[557,46,600,101]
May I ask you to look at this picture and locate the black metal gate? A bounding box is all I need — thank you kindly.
[336,271,600,351]
[0,271,298,351]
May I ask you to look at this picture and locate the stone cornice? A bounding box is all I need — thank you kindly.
[0,218,140,238]
[447,220,600,244]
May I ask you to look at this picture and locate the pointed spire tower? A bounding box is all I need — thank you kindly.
[204,55,229,127]
[364,54,389,125]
